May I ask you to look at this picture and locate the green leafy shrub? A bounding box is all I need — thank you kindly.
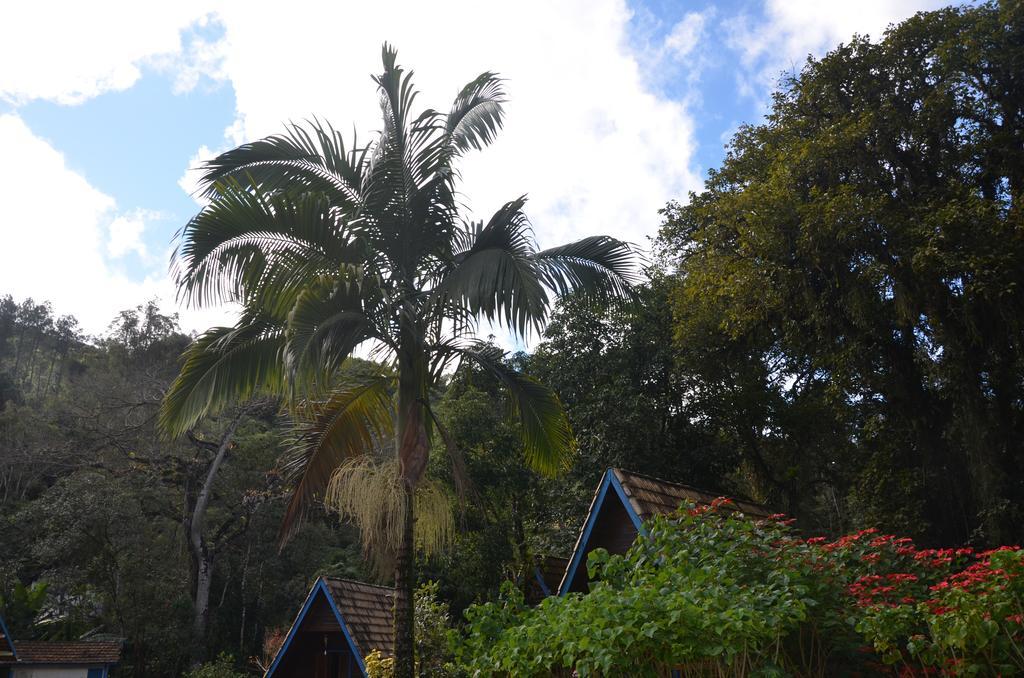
[454,500,1024,677]
[455,499,846,676]
[366,581,461,678]
[0,581,48,636]
[185,652,247,678]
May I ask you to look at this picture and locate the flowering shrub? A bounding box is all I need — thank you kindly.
[854,546,1024,675]
[453,500,1024,677]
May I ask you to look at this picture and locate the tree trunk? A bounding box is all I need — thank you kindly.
[393,480,416,678]
[187,416,240,668]
[393,333,429,678]
[192,558,214,663]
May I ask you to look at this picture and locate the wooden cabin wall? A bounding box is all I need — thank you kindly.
[565,494,639,593]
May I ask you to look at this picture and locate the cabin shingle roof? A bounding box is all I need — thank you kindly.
[324,577,394,657]
[6,641,121,665]
[612,468,772,520]
[557,468,773,594]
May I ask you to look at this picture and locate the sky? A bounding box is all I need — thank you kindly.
[0,0,951,336]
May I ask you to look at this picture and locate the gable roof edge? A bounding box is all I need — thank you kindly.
[264,577,368,677]
[557,469,642,596]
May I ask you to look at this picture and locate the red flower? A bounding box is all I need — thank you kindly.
[887,573,918,583]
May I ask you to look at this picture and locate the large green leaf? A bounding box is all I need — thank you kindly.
[197,120,367,209]
[174,182,360,311]
[532,235,638,301]
[446,71,506,153]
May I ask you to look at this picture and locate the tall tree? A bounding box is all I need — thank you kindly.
[159,45,635,675]
[658,0,1024,545]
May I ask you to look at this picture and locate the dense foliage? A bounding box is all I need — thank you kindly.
[656,0,1024,545]
[0,297,368,675]
[455,502,1024,676]
[364,581,458,678]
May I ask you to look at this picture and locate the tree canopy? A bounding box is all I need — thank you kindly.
[658,0,1024,546]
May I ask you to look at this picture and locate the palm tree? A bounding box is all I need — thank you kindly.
[159,45,635,676]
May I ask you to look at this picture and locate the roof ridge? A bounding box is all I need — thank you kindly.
[322,576,395,592]
[611,467,767,508]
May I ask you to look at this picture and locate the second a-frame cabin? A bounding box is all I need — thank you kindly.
[558,468,771,595]
[264,577,393,678]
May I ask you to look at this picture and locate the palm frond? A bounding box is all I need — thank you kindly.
[198,120,366,208]
[446,72,506,153]
[278,375,393,546]
[173,181,358,310]
[531,235,639,301]
[284,282,379,387]
[453,342,575,476]
[431,198,549,336]
[158,318,286,439]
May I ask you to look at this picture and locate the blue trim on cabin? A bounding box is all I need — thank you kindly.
[0,613,17,661]
[265,578,367,677]
[319,579,368,676]
[265,581,321,677]
[559,469,647,596]
[608,471,645,532]
[559,471,613,596]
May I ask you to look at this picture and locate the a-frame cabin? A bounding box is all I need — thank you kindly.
[558,468,771,595]
[264,577,393,678]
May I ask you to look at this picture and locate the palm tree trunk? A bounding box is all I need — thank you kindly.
[393,480,416,677]
[393,337,429,678]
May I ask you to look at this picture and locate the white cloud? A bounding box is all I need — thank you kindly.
[0,114,232,334]
[664,12,710,61]
[0,1,214,104]
[726,0,948,106]
[107,209,158,259]
[168,26,230,95]
[178,145,217,207]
